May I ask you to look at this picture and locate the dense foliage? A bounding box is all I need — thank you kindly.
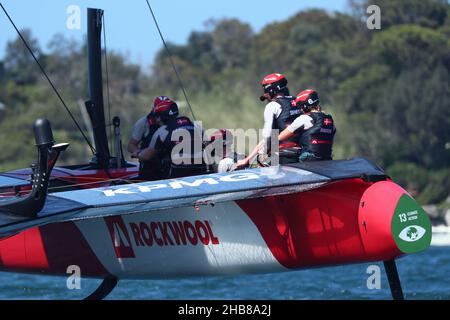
[0,0,449,204]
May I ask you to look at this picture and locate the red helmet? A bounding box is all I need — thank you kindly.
[153,99,179,121]
[260,73,288,100]
[153,95,171,108]
[295,89,319,112]
[149,96,172,123]
[209,129,233,146]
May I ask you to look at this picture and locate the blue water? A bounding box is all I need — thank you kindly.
[0,246,449,300]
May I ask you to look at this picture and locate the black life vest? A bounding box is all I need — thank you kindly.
[139,118,160,150]
[272,96,301,131]
[138,118,161,181]
[160,116,205,167]
[298,112,335,160]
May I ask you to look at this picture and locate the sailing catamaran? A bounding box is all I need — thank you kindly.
[0,7,432,300]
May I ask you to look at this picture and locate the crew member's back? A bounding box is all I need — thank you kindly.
[127,96,169,180]
[158,115,206,178]
[137,99,207,179]
[278,89,336,162]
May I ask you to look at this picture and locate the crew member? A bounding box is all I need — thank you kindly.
[205,129,244,173]
[127,96,169,180]
[278,89,336,161]
[137,99,206,179]
[237,73,301,167]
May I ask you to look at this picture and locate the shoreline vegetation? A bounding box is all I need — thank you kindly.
[0,0,449,214]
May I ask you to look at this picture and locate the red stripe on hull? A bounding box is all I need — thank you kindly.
[0,222,109,277]
[25,228,49,269]
[237,179,402,269]
[0,229,49,270]
[0,232,28,270]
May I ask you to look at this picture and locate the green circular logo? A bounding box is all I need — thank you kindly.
[391,194,432,254]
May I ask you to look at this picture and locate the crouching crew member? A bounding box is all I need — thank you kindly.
[278,89,336,161]
[205,129,244,173]
[137,99,206,179]
[127,96,170,180]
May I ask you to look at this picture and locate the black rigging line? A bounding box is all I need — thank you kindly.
[144,0,196,121]
[0,2,96,155]
[102,13,113,154]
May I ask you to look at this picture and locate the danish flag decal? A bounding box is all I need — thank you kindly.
[104,216,135,258]
[324,118,333,126]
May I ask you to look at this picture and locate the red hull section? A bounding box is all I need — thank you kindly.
[238,179,403,270]
[358,181,406,259]
[0,222,108,277]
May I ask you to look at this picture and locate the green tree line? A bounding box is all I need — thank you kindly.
[0,0,449,204]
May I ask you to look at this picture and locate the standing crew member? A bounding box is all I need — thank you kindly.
[237,73,301,167]
[278,89,336,161]
[127,96,169,180]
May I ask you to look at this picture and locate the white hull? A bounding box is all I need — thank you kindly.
[431,225,450,246]
[75,201,287,279]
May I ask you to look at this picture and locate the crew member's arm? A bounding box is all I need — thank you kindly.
[137,125,169,162]
[127,118,147,157]
[137,147,157,161]
[260,102,280,154]
[236,102,280,168]
[279,114,313,142]
[236,141,263,168]
[278,128,295,142]
[127,138,140,156]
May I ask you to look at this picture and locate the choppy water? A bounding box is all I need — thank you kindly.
[0,245,449,300]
